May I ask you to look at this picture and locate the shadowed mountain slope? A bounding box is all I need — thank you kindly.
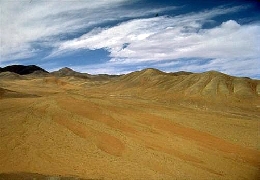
[0,65,48,75]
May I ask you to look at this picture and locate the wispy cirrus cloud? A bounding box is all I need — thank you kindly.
[1,1,259,78]
[0,0,176,62]
[52,5,260,77]
[55,5,258,62]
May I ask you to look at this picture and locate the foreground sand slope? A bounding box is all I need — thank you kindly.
[0,70,259,180]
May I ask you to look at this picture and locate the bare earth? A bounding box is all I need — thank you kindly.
[0,70,259,180]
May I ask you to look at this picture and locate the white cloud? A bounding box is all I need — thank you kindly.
[0,0,175,62]
[1,1,259,78]
[54,5,260,77]
[56,6,259,62]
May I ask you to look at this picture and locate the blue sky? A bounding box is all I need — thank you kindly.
[0,0,260,78]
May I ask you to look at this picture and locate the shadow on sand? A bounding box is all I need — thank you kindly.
[0,172,102,180]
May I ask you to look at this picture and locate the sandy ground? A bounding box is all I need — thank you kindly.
[0,75,259,180]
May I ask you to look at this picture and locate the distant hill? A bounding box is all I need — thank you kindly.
[51,67,120,80]
[0,72,23,80]
[1,65,259,99]
[0,65,48,75]
[51,67,90,79]
[112,68,260,98]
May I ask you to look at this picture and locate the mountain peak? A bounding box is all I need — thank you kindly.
[52,67,76,76]
[139,68,165,76]
[51,67,92,79]
[59,67,74,72]
[203,70,226,76]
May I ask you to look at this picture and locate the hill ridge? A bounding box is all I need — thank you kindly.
[113,69,260,98]
[1,65,259,98]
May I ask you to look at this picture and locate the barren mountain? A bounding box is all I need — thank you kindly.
[52,67,119,81]
[0,66,259,180]
[106,68,260,112]
[0,65,48,75]
[115,68,259,98]
[52,67,88,77]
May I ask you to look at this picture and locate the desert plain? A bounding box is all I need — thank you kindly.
[0,67,259,180]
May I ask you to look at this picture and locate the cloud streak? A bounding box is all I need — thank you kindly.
[1,1,259,78]
[52,5,260,77]
[0,0,175,62]
[56,6,259,62]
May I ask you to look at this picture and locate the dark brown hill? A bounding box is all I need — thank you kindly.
[0,65,48,75]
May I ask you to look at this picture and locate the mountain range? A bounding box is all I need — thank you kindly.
[0,65,259,180]
[0,65,259,99]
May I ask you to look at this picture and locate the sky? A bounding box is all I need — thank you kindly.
[0,0,260,78]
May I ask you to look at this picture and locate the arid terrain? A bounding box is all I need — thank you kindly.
[0,66,259,180]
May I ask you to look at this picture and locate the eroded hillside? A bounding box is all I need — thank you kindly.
[0,68,259,180]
